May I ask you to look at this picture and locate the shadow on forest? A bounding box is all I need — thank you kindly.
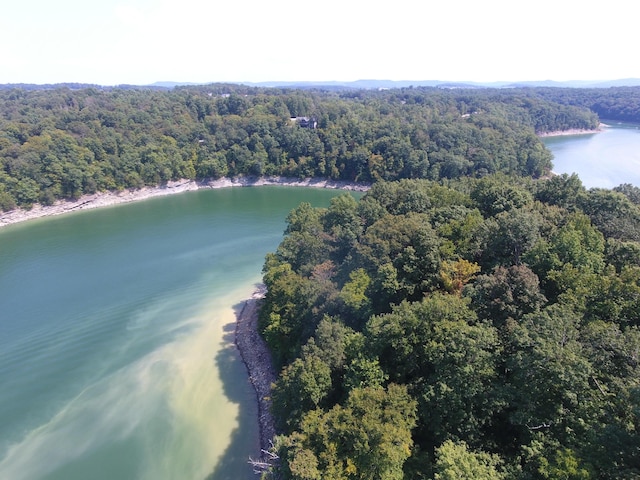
[204,300,260,480]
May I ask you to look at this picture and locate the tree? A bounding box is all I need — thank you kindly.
[324,193,363,259]
[579,188,640,242]
[356,213,441,307]
[536,173,585,209]
[433,440,505,480]
[343,356,388,392]
[440,258,481,295]
[277,202,331,274]
[505,304,596,447]
[338,268,372,327]
[464,264,547,326]
[477,208,541,267]
[276,384,417,480]
[604,238,640,272]
[260,256,315,364]
[301,316,354,371]
[271,354,333,433]
[366,294,501,447]
[431,204,484,259]
[471,174,533,217]
[524,212,605,300]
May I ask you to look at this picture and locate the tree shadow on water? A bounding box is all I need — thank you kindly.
[204,301,261,480]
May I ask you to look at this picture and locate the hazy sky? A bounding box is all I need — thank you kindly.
[0,0,636,85]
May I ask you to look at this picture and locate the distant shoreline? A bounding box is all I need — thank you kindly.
[537,123,607,137]
[0,177,370,229]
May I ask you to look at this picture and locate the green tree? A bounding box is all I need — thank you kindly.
[505,304,596,447]
[471,174,533,216]
[464,264,547,326]
[324,193,363,259]
[301,316,354,371]
[343,356,388,392]
[260,256,314,364]
[276,384,417,480]
[580,188,640,242]
[272,354,333,432]
[338,268,372,327]
[433,440,505,480]
[356,213,441,307]
[477,207,541,266]
[524,212,605,299]
[366,294,501,447]
[535,173,585,209]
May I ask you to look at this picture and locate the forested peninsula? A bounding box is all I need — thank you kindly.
[3,84,640,479]
[260,175,640,479]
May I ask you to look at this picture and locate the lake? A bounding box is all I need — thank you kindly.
[542,121,640,188]
[0,186,358,480]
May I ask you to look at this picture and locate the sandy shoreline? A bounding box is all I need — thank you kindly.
[0,176,370,229]
[234,285,277,467]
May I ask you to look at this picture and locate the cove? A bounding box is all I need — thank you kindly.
[0,186,359,480]
[543,122,640,188]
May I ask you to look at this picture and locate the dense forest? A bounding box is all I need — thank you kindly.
[532,87,640,124]
[2,83,622,212]
[3,83,640,478]
[259,175,640,479]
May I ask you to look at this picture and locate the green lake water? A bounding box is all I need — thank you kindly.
[0,186,357,480]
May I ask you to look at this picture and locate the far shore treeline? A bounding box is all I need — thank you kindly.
[7,83,640,211]
[4,83,640,479]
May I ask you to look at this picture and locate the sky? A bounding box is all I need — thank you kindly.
[0,0,637,86]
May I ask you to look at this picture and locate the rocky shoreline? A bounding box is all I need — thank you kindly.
[0,176,370,228]
[537,123,607,137]
[234,285,278,465]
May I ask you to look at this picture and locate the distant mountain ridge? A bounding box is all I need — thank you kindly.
[151,78,640,89]
[3,78,640,91]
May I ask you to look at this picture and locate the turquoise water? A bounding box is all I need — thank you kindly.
[0,187,356,480]
[543,122,640,188]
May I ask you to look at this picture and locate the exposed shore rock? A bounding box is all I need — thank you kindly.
[0,176,370,228]
[234,285,277,465]
[537,123,607,137]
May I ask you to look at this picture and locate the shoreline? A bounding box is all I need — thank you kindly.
[0,176,370,229]
[537,123,607,137]
[234,285,277,466]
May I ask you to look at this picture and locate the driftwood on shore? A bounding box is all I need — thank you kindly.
[234,285,278,470]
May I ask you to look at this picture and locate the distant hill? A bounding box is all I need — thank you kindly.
[242,80,445,90]
[240,79,640,89]
[502,79,640,88]
[0,82,168,91]
[4,78,640,91]
[0,82,104,91]
[202,78,640,90]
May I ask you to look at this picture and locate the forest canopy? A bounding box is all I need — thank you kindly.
[260,176,640,479]
[3,83,629,211]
